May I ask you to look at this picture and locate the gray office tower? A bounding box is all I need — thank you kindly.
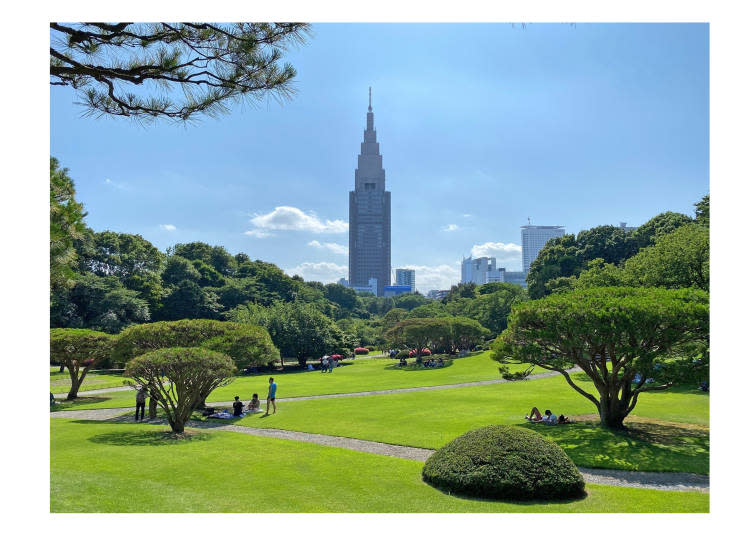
[349,88,391,296]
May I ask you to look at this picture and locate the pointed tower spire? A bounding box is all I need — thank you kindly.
[368,86,372,112]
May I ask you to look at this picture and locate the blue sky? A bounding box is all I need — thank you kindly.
[49,23,708,293]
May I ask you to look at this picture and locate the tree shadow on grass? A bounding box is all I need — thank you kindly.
[50,397,113,412]
[88,429,213,446]
[522,416,709,474]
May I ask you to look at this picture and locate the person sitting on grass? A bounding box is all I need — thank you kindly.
[525,407,558,424]
[437,358,444,368]
[247,393,261,412]
[232,396,244,417]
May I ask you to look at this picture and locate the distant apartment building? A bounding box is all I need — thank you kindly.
[395,268,416,292]
[350,277,378,296]
[521,225,566,273]
[503,271,528,288]
[619,222,636,232]
[461,256,505,285]
[427,289,450,300]
[384,285,411,297]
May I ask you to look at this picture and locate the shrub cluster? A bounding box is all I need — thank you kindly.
[354,347,369,355]
[422,425,585,501]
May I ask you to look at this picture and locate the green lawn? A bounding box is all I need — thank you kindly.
[50,369,127,394]
[232,374,709,474]
[50,419,708,513]
[207,351,538,400]
[53,351,533,410]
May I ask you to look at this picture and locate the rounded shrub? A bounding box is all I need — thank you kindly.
[422,425,585,501]
[354,347,369,355]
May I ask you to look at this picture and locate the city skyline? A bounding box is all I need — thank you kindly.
[49,23,709,294]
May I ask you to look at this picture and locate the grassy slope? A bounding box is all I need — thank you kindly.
[50,420,708,513]
[232,374,709,474]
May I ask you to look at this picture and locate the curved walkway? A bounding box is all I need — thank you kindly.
[51,408,709,493]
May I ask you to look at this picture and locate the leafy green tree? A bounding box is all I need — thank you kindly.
[50,273,150,333]
[631,211,693,250]
[161,256,202,287]
[408,302,450,319]
[392,293,431,311]
[694,194,709,227]
[50,23,310,123]
[113,318,278,369]
[190,259,226,287]
[230,301,347,366]
[491,287,709,429]
[442,317,490,354]
[381,307,408,331]
[75,230,164,280]
[50,157,87,295]
[125,347,236,433]
[624,224,709,291]
[324,283,359,311]
[174,242,237,276]
[444,282,478,302]
[386,318,450,356]
[50,328,114,399]
[447,284,528,335]
[159,280,222,320]
[527,234,579,299]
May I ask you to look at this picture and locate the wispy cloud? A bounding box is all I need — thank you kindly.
[470,241,522,266]
[244,229,274,239]
[249,206,347,234]
[159,224,177,232]
[442,224,460,232]
[308,240,348,255]
[285,261,347,283]
[104,178,128,190]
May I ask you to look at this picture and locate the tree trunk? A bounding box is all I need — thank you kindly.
[67,375,80,400]
[598,396,627,429]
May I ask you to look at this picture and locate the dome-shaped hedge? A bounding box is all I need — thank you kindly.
[422,425,585,500]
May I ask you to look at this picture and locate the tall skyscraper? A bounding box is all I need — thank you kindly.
[349,88,391,296]
[395,268,415,292]
[521,225,565,272]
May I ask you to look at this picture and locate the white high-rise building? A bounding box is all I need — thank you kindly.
[521,225,565,273]
[461,257,506,285]
[395,268,415,292]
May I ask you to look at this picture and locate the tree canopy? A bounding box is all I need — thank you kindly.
[50,328,114,399]
[50,157,87,294]
[491,287,709,428]
[125,347,236,433]
[50,23,310,123]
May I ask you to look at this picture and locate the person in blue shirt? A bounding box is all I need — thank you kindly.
[265,377,277,415]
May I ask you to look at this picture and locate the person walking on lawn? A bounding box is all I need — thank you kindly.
[135,387,147,421]
[265,377,277,415]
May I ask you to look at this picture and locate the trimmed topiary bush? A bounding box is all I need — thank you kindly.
[354,347,369,355]
[422,425,585,501]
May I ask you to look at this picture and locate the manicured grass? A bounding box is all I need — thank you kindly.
[50,419,708,513]
[233,374,709,474]
[207,351,537,401]
[53,351,534,410]
[50,369,127,394]
[51,389,135,411]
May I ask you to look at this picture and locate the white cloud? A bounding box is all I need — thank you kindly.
[462,213,472,218]
[442,224,460,232]
[244,229,274,239]
[308,240,348,255]
[249,206,348,234]
[399,264,461,294]
[104,178,128,190]
[470,241,522,266]
[159,224,177,232]
[285,261,347,283]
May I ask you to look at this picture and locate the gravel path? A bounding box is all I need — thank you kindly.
[51,409,708,492]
